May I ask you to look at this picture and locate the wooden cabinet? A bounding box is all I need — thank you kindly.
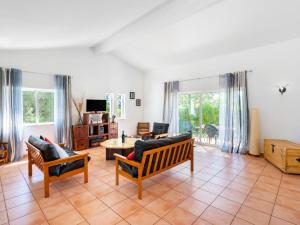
[73,125,89,151]
[264,139,300,174]
[72,122,118,150]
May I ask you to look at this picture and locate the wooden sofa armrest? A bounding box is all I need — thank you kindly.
[43,153,89,167]
[154,133,168,139]
[139,132,153,137]
[114,153,141,168]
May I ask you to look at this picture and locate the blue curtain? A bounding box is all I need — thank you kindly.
[0,68,23,161]
[54,75,72,147]
[218,71,249,154]
[163,81,179,135]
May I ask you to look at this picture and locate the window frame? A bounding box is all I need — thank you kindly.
[104,93,114,118]
[115,93,126,120]
[22,88,55,126]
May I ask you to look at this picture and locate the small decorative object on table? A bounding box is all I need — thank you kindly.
[136,99,141,106]
[121,130,126,143]
[112,115,116,123]
[130,92,135,99]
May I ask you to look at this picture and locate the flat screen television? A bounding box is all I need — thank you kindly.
[86,99,107,112]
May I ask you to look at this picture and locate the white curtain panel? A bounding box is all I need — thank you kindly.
[54,75,73,148]
[163,81,179,135]
[218,71,249,154]
[0,68,24,161]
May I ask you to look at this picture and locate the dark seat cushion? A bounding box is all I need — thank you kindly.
[56,146,91,176]
[59,159,85,175]
[120,132,192,178]
[28,136,91,176]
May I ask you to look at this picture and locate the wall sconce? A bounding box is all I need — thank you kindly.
[277,84,288,95]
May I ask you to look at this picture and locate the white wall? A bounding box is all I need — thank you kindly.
[0,48,145,144]
[144,38,300,149]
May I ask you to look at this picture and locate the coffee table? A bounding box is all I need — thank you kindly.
[101,138,140,160]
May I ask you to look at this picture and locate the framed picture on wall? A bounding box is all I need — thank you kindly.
[136,99,141,106]
[130,92,135,99]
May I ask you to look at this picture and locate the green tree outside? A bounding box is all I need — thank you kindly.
[23,90,54,124]
[179,92,219,140]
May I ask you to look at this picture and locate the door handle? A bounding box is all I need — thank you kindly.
[296,158,300,163]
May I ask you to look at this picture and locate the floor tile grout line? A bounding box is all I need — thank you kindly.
[185,147,252,224]
[1,146,300,225]
[229,159,267,225]
[267,168,283,225]
[0,171,10,225]
[268,172,297,225]
[16,163,49,224]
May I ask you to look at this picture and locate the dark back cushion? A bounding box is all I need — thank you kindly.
[129,132,192,177]
[152,122,169,135]
[133,132,192,162]
[28,136,60,176]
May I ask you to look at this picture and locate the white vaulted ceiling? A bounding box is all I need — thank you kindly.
[1,0,300,72]
[0,0,167,49]
[111,0,300,71]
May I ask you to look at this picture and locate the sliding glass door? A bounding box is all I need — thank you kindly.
[178,92,219,145]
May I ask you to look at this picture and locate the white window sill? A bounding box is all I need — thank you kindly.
[24,123,54,127]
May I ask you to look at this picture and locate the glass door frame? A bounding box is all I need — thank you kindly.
[178,90,219,146]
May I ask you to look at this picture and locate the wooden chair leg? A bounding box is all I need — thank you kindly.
[43,167,49,198]
[28,155,32,177]
[190,146,194,172]
[115,159,119,186]
[84,156,88,183]
[137,179,142,199]
[44,177,49,197]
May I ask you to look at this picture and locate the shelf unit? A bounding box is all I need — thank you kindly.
[72,112,118,150]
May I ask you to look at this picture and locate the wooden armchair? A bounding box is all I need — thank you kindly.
[0,142,9,165]
[26,141,89,197]
[140,122,169,140]
[137,122,150,136]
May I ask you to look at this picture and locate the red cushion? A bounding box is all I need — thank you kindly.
[126,152,135,160]
[44,137,52,144]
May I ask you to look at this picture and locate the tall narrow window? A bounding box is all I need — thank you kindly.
[104,93,114,117]
[115,94,126,119]
[22,89,54,125]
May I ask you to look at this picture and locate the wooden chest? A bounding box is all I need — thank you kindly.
[264,139,300,174]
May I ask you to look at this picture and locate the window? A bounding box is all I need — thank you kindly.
[23,89,54,125]
[104,93,114,117]
[179,92,219,145]
[115,94,126,119]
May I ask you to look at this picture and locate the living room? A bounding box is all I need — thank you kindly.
[1,0,300,225]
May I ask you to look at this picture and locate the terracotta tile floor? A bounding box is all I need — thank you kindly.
[0,145,300,225]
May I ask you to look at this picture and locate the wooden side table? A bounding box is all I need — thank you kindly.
[0,142,8,165]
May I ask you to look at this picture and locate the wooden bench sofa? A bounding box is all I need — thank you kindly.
[26,136,89,197]
[114,133,194,199]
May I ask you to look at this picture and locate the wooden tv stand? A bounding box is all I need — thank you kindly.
[72,113,118,151]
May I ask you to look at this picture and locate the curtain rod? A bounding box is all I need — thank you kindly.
[23,70,74,78]
[179,70,253,82]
